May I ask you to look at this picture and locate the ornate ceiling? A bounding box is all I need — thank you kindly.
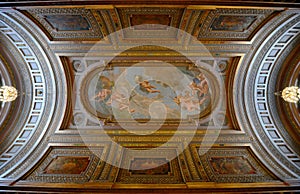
[0,1,299,193]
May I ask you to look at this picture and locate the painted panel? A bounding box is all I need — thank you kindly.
[211,15,257,32]
[209,156,257,175]
[130,14,171,30]
[44,15,91,31]
[197,9,273,40]
[43,156,90,174]
[191,147,275,182]
[129,158,170,175]
[25,148,102,183]
[26,8,104,40]
[116,149,184,184]
[116,7,184,39]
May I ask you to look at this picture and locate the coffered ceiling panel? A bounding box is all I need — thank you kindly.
[25,8,105,40]
[195,8,276,40]
[25,147,103,183]
[115,7,185,39]
[193,147,276,182]
[116,148,184,184]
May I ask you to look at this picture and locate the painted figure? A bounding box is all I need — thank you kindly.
[106,91,135,113]
[88,67,211,120]
[189,73,209,97]
[135,76,160,93]
[140,80,160,93]
[174,92,200,112]
[93,88,111,102]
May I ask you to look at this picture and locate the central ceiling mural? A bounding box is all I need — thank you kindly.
[85,64,212,122]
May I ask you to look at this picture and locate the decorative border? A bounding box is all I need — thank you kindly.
[254,18,300,169]
[0,16,46,169]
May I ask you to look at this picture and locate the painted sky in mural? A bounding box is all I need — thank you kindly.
[88,65,211,121]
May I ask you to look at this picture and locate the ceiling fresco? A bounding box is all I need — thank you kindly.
[72,57,231,129]
[0,1,299,193]
[43,156,90,174]
[84,64,212,122]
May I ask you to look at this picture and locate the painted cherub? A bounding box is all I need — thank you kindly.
[106,91,135,113]
[173,96,181,105]
[135,76,160,94]
[198,73,209,95]
[93,88,111,102]
[189,73,209,97]
[174,91,200,112]
[140,80,160,93]
[183,92,200,112]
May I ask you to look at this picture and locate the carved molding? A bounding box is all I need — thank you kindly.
[234,11,300,179]
[0,13,47,172]
[0,11,67,180]
[253,17,300,170]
